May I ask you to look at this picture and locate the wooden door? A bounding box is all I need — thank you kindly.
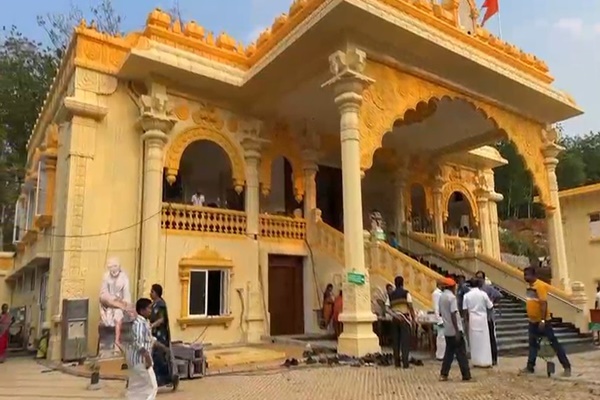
[268,255,305,336]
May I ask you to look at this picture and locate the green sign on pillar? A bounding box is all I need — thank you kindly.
[347,271,366,285]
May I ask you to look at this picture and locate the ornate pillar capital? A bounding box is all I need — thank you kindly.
[542,142,563,168]
[138,93,177,136]
[322,47,374,111]
[240,136,268,162]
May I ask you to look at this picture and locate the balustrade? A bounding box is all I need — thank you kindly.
[413,232,481,255]
[161,203,247,236]
[161,203,307,240]
[259,214,306,240]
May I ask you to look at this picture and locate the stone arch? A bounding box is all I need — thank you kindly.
[441,181,479,225]
[164,125,246,191]
[404,181,434,218]
[259,123,305,201]
[359,61,552,208]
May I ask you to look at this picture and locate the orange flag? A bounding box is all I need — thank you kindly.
[481,0,499,26]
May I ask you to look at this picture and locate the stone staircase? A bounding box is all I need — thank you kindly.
[421,256,593,354]
[308,216,593,355]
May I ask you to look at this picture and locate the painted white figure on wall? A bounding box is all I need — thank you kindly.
[98,257,132,359]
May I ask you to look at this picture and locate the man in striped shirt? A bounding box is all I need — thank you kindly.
[125,298,158,400]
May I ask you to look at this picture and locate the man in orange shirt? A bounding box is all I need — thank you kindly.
[521,267,571,376]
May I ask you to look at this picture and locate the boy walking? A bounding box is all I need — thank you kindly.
[125,298,158,400]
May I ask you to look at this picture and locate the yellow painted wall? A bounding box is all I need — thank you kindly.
[159,233,309,345]
[561,191,600,310]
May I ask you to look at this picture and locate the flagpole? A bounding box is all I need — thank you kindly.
[497,6,503,39]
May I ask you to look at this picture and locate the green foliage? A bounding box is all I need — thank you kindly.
[494,130,600,220]
[0,26,58,249]
[499,229,545,260]
[0,2,122,249]
[36,0,122,51]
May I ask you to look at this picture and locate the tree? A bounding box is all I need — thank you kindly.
[494,141,538,219]
[0,1,124,250]
[556,146,586,189]
[36,0,122,52]
[0,26,58,249]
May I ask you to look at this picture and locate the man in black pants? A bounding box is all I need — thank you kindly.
[438,277,471,381]
[387,276,415,369]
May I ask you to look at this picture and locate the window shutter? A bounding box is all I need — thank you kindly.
[25,194,31,231]
[35,161,41,215]
[12,201,19,243]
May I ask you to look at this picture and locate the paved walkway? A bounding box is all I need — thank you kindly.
[1,352,598,399]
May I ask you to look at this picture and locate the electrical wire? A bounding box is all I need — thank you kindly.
[15,208,163,239]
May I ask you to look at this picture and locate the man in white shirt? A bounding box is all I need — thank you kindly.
[191,191,205,206]
[438,277,471,382]
[463,278,494,367]
[432,282,445,361]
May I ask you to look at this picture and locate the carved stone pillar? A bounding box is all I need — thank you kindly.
[322,47,380,357]
[544,143,570,291]
[393,171,407,235]
[488,192,503,260]
[302,150,319,220]
[570,281,589,333]
[241,137,264,237]
[139,91,176,296]
[476,192,493,256]
[432,185,445,247]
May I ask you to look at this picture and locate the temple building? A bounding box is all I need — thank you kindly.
[0,1,592,360]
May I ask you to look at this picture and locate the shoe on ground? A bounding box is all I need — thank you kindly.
[563,368,571,378]
[439,375,448,382]
[518,367,535,375]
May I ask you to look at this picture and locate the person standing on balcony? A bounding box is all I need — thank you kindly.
[387,276,415,369]
[520,267,571,377]
[438,277,471,382]
[432,282,445,361]
[475,270,502,366]
[191,190,205,206]
[462,278,493,368]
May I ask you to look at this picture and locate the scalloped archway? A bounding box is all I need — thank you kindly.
[441,181,479,225]
[359,61,552,208]
[164,125,246,190]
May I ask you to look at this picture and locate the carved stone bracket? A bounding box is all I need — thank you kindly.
[258,121,306,201]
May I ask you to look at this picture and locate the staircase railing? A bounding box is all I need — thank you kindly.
[402,230,588,330]
[311,216,443,310]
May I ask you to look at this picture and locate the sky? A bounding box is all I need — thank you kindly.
[1,0,599,137]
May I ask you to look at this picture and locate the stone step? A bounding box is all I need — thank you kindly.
[497,331,583,345]
[495,312,528,318]
[498,336,593,352]
[495,326,573,337]
[495,316,531,324]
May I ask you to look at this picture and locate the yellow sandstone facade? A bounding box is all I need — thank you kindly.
[1,0,590,360]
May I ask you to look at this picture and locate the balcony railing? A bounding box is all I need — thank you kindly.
[161,203,247,236]
[259,214,306,241]
[412,232,482,255]
[161,204,307,240]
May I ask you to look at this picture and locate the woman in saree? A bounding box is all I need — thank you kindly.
[149,284,179,390]
[321,284,335,330]
[0,303,14,363]
[332,291,343,338]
